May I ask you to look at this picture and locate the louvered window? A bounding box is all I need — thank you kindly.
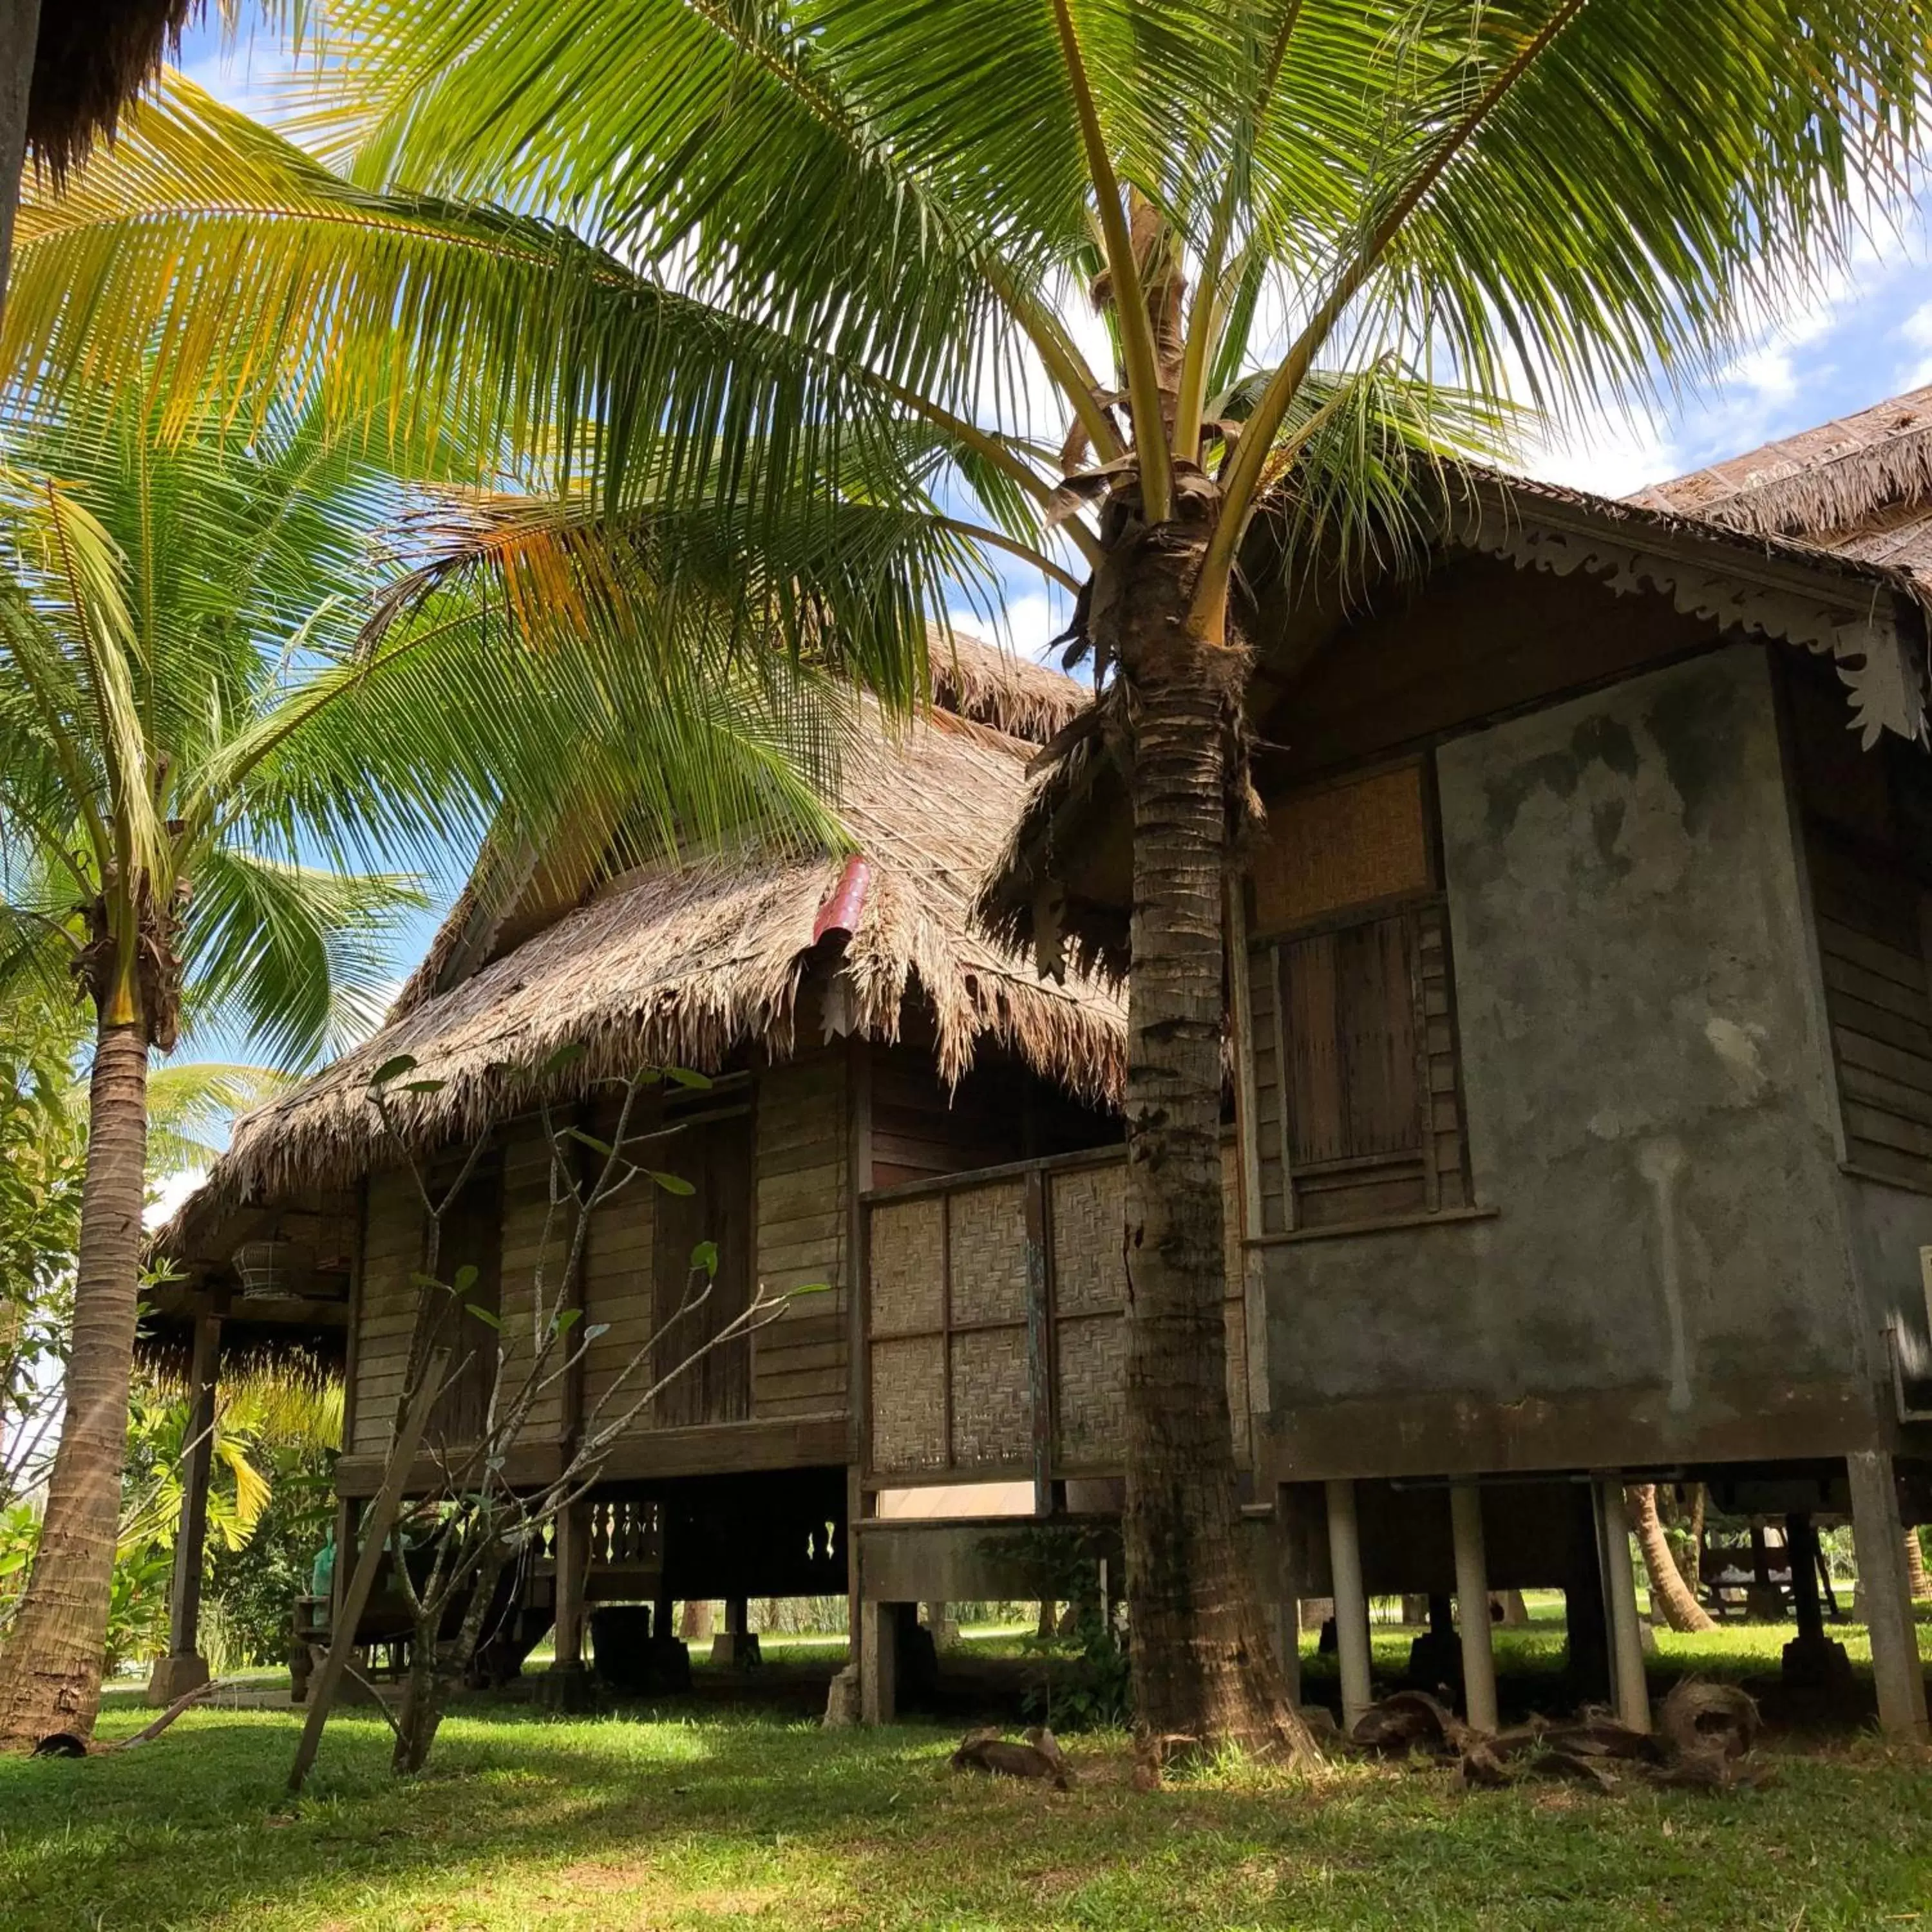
[1244,760,1472,1232]
[1783,654,1932,1193]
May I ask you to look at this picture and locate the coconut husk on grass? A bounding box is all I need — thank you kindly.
[1349,1678,1772,1795]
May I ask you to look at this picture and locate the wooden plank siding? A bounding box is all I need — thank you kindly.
[1808,837,1932,1191]
[1783,647,1932,1195]
[752,1052,850,1420]
[345,1036,1119,1478]
[349,1170,422,1455]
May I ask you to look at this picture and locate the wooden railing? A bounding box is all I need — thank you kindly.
[860,1148,1248,1493]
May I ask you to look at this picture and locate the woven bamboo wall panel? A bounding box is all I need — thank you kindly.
[869,1198,944,1336]
[1251,763,1430,931]
[948,1327,1030,1467]
[869,1335,947,1470]
[946,1180,1028,1326]
[1050,1163,1125,1313]
[1054,1312,1127,1465]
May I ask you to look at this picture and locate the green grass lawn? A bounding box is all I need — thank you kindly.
[3,1621,1929,1932]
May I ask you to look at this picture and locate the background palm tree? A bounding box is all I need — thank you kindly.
[10,2,1930,1752]
[0,375,849,1748]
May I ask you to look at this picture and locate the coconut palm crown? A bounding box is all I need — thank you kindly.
[8,0,1931,1752]
[0,372,857,1747]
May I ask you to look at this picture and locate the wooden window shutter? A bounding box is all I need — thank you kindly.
[652,1112,754,1426]
[1247,758,1471,1231]
[1284,914,1423,1172]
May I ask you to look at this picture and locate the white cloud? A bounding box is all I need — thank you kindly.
[145,1169,202,1230]
[947,589,1074,668]
[1519,408,1678,498]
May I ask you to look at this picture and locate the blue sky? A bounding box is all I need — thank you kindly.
[156,21,1932,1173]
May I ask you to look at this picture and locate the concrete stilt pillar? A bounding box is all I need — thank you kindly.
[1324,1478,1374,1734]
[147,1311,221,1705]
[1848,1451,1930,1741]
[1596,1478,1651,1732]
[1450,1480,1499,1733]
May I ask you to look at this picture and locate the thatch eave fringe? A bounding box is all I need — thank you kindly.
[972,457,1932,981]
[28,2,196,179]
[162,675,1124,1256]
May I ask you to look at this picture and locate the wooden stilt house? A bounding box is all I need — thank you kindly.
[153,636,1126,1701]
[961,405,1932,1741]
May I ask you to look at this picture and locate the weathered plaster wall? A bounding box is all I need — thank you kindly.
[1260,643,1875,1479]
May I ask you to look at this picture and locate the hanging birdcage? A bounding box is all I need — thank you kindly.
[234,1238,294,1299]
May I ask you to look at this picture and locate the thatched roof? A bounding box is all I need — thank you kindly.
[169,636,1122,1230]
[1630,385,1932,578]
[976,461,1932,981]
[26,1,195,177]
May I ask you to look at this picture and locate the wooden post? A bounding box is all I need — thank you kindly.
[147,1311,221,1705]
[1023,1165,1052,1517]
[712,1593,759,1667]
[289,1352,448,1794]
[1848,1450,1930,1741]
[1787,1513,1824,1646]
[1596,1478,1651,1732]
[1449,1479,1499,1733]
[552,1500,589,1669]
[1267,1497,1301,1706]
[1324,1478,1373,1734]
[858,1598,899,1725]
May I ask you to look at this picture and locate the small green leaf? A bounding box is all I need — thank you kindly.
[399,1079,445,1095]
[371,1054,418,1087]
[453,1264,478,1294]
[465,1303,500,1330]
[583,1322,609,1341]
[647,1170,696,1197]
[689,1239,718,1278]
[551,1307,583,1334]
[788,1280,834,1296]
[566,1127,614,1157]
[409,1270,448,1293]
[665,1066,713,1090]
[542,1042,588,1075]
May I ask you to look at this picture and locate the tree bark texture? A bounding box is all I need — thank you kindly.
[0,1020,149,1748]
[1906,1528,1929,1602]
[1109,502,1308,1761]
[391,1543,509,1775]
[1628,1483,1714,1633]
[0,0,41,325]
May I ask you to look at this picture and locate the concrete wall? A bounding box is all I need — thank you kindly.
[1258,643,1878,1481]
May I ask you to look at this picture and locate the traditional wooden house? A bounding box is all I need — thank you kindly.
[152,636,1126,1706]
[962,402,1932,1741]
[160,400,1932,1739]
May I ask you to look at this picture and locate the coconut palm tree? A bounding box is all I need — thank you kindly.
[1627,1484,1713,1634]
[9,3,1929,1753]
[0,377,852,1748]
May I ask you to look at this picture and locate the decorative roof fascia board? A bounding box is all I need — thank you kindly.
[1446,488,1929,748]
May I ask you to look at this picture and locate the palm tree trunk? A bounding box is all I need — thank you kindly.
[0,1018,149,1749]
[0,0,41,325]
[1906,1529,1929,1602]
[1115,545,1308,1762]
[1627,1483,1714,1634]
